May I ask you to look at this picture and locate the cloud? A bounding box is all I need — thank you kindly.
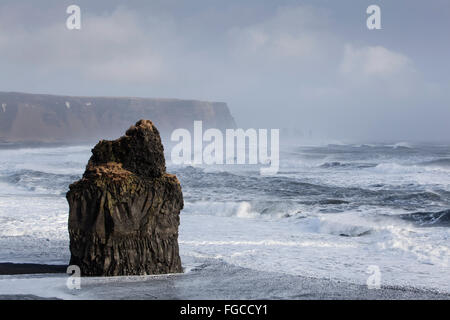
[0,6,170,84]
[340,45,414,77]
[336,44,424,100]
[228,6,333,64]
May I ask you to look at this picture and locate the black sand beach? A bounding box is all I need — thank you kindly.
[0,259,448,300]
[0,263,66,275]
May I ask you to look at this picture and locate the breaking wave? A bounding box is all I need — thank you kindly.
[0,169,80,195]
[419,158,450,169]
[399,209,450,227]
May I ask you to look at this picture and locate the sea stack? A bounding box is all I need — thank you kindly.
[67,120,183,276]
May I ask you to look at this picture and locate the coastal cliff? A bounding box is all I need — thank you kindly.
[67,120,183,276]
[0,91,236,144]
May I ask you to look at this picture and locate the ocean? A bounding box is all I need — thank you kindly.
[0,142,449,297]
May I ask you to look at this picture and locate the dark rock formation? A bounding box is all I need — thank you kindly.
[0,91,236,144]
[67,120,183,276]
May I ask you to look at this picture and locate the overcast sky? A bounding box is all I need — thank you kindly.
[1,0,449,142]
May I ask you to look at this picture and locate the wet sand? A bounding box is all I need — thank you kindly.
[0,258,448,300]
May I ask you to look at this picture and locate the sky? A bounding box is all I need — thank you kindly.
[0,0,449,142]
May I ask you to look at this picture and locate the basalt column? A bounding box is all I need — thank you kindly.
[67,120,183,276]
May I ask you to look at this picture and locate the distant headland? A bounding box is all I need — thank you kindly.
[0,91,236,144]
